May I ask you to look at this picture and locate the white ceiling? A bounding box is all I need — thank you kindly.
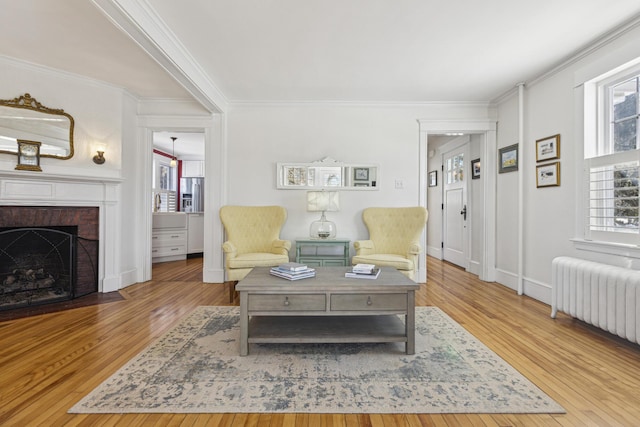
[153,131,204,159]
[1,0,640,106]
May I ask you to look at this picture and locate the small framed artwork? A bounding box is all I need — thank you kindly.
[536,162,560,187]
[354,167,369,181]
[354,182,369,187]
[428,170,437,187]
[536,134,560,162]
[15,139,42,172]
[471,158,481,179]
[499,144,518,173]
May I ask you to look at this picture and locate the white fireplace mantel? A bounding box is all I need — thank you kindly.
[0,170,123,293]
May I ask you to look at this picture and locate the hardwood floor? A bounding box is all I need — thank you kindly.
[1,257,639,426]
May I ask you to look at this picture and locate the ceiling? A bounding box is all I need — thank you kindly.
[153,131,204,159]
[1,1,640,106]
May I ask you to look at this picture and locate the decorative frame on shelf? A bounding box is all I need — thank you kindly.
[536,134,560,162]
[498,144,518,173]
[471,158,481,179]
[536,162,560,187]
[15,139,42,172]
[428,170,437,187]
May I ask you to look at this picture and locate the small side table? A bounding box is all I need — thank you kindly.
[295,238,350,267]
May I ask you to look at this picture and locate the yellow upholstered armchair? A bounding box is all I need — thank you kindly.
[220,205,291,301]
[352,207,428,281]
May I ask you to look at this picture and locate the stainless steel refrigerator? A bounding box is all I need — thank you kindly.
[180,177,204,212]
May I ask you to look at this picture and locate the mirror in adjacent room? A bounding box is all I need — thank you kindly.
[0,93,74,159]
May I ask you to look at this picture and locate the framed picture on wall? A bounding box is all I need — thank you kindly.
[536,134,560,162]
[354,167,369,181]
[428,170,437,187]
[536,162,560,187]
[471,158,480,179]
[499,144,518,173]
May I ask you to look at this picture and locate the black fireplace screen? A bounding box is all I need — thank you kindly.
[0,227,97,311]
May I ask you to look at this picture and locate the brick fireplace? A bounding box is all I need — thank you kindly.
[0,171,122,295]
[0,206,99,310]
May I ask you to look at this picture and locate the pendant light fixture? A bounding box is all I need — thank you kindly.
[170,136,177,167]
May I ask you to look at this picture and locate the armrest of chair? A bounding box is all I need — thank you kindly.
[354,239,374,255]
[407,242,422,255]
[271,239,292,255]
[222,241,237,259]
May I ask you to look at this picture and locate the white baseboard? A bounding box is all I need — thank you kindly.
[204,268,225,283]
[118,268,139,290]
[427,245,442,259]
[494,268,551,306]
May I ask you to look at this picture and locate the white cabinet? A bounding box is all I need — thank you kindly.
[152,230,187,261]
[182,160,204,177]
[187,213,204,254]
[152,213,188,263]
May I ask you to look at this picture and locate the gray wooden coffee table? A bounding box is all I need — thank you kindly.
[235,266,420,356]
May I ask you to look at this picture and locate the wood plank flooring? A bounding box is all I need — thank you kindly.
[1,257,639,426]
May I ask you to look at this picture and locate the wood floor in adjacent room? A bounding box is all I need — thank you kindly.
[1,257,639,426]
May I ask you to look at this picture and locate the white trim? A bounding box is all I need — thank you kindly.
[571,238,640,259]
[418,118,497,282]
[91,0,227,113]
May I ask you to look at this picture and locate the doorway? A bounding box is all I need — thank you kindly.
[420,120,496,283]
[442,140,469,269]
[150,131,205,271]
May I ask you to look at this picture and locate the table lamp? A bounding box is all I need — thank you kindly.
[307,190,339,239]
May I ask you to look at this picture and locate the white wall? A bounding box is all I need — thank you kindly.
[495,23,640,303]
[226,103,493,266]
[0,57,124,176]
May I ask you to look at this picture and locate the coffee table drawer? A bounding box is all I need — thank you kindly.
[330,293,407,311]
[248,294,326,311]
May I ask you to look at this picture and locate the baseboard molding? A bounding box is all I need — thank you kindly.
[119,268,139,289]
[494,268,552,306]
[467,260,481,276]
[203,267,224,283]
[427,245,442,259]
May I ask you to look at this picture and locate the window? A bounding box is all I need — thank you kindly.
[585,64,640,243]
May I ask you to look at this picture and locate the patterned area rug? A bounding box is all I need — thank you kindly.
[69,306,564,414]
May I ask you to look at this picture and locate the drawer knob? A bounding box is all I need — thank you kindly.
[367,296,372,306]
[284,296,290,306]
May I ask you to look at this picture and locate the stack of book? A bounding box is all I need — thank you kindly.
[270,262,316,281]
[345,263,380,279]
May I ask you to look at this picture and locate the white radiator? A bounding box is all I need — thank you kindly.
[551,256,640,344]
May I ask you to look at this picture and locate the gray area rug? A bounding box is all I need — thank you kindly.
[69,306,564,414]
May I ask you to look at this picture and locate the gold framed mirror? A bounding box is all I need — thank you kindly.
[0,93,74,159]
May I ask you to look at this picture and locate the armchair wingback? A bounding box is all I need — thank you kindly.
[352,207,428,281]
[220,205,291,299]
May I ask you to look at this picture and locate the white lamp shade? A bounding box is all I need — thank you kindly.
[307,191,339,212]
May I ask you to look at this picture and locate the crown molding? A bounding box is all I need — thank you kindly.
[91,0,228,114]
[491,13,640,105]
[228,99,493,109]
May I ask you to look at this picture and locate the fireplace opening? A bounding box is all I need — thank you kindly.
[0,226,98,311]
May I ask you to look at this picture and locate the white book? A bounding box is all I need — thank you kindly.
[352,263,376,273]
[345,268,380,280]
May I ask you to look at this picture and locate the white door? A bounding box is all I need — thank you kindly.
[442,144,469,268]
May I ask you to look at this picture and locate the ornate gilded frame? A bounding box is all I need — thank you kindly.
[0,93,75,159]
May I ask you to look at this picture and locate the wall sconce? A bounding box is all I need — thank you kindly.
[307,190,339,239]
[93,144,106,165]
[93,150,105,165]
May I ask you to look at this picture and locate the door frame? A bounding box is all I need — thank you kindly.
[138,114,226,284]
[418,119,497,282]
